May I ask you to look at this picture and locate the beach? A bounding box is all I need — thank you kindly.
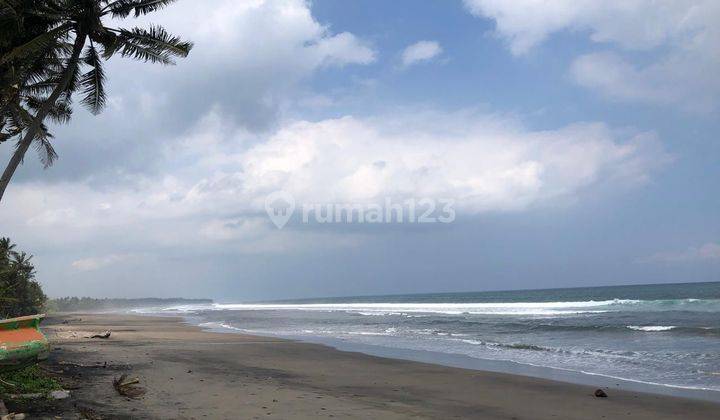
[30,313,720,419]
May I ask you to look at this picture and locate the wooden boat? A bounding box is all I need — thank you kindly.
[0,314,49,373]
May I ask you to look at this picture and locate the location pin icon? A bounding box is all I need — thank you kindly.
[265,190,295,229]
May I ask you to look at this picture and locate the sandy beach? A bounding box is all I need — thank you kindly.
[22,313,718,419]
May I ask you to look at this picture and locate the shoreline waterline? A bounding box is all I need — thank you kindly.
[124,282,720,401]
[186,314,720,402]
[43,313,720,419]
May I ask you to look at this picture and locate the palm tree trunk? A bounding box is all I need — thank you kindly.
[0,32,86,204]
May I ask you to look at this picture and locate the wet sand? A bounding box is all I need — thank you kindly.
[37,313,719,419]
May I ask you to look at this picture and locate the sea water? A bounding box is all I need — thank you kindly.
[135,281,720,398]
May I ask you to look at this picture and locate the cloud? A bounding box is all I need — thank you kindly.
[144,0,377,126]
[462,0,713,54]
[570,49,720,113]
[640,243,720,263]
[570,52,676,105]
[2,0,377,185]
[1,110,668,249]
[401,41,443,67]
[1,109,670,297]
[71,254,133,272]
[464,0,720,111]
[228,113,666,212]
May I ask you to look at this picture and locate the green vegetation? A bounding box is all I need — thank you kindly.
[0,365,61,395]
[47,297,213,312]
[0,0,68,165]
[0,0,193,203]
[0,238,46,318]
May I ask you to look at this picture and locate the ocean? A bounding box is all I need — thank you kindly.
[134,281,720,400]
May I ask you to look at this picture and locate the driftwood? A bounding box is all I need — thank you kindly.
[112,374,145,398]
[88,331,111,339]
[0,414,26,420]
[0,378,16,388]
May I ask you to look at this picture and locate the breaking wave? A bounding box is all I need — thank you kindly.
[182,298,720,316]
[627,325,676,332]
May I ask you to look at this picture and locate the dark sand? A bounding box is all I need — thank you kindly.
[32,313,719,419]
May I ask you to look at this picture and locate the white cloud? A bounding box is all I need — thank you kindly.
[151,0,376,68]
[1,0,379,185]
[71,254,133,272]
[464,0,720,111]
[401,41,443,67]
[640,243,720,263]
[229,113,666,212]
[570,48,720,112]
[1,110,670,297]
[570,52,674,104]
[106,0,377,130]
[1,111,668,252]
[462,0,715,54]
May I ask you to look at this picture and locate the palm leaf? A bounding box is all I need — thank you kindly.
[0,131,15,143]
[30,123,57,168]
[0,0,20,16]
[0,0,20,27]
[79,44,106,114]
[25,95,72,124]
[104,0,178,18]
[0,1,20,36]
[22,79,56,96]
[5,103,27,132]
[0,22,72,64]
[90,29,119,58]
[113,25,192,65]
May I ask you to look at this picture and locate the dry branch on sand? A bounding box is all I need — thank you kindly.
[88,331,111,339]
[112,374,145,398]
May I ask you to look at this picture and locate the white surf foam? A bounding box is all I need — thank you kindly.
[627,325,677,332]
[207,300,638,316]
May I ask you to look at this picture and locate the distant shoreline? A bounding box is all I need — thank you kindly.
[46,297,213,312]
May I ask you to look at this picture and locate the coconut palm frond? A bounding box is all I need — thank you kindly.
[104,0,178,18]
[79,43,106,114]
[0,22,72,64]
[25,95,72,124]
[31,123,58,168]
[113,25,192,65]
[0,0,191,203]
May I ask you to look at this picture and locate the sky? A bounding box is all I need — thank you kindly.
[1,0,718,300]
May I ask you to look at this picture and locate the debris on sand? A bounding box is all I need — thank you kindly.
[5,394,41,400]
[0,413,26,420]
[113,374,145,398]
[49,389,71,399]
[0,378,15,388]
[88,331,111,339]
[57,360,126,370]
[594,389,608,398]
[4,389,70,400]
[77,406,103,420]
[0,402,24,420]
